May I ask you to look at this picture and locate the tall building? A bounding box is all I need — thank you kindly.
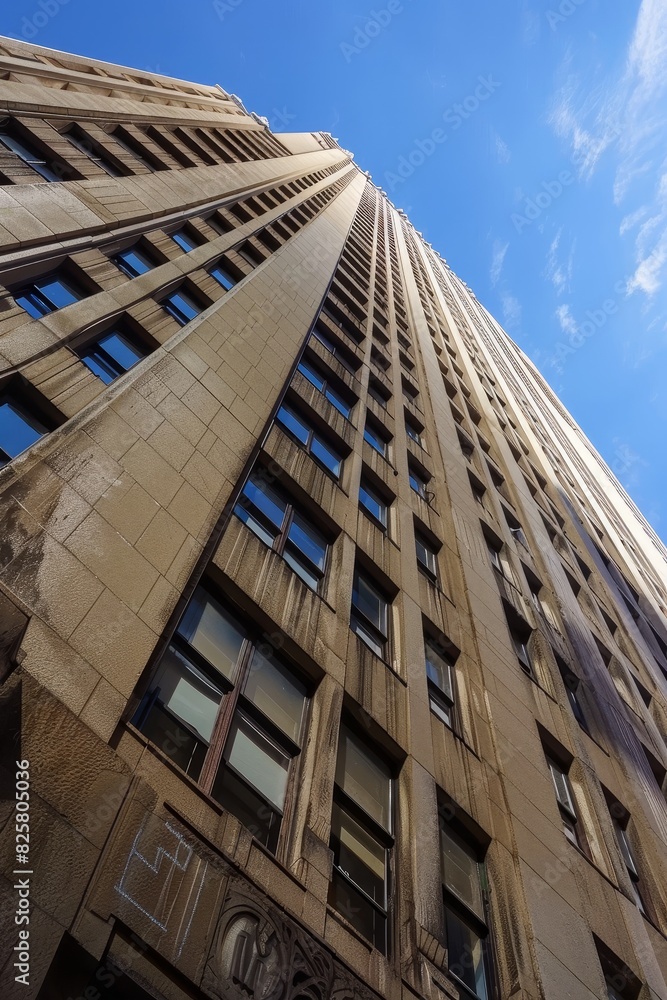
[0,35,666,1000]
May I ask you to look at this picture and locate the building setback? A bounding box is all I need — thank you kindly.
[0,34,666,1000]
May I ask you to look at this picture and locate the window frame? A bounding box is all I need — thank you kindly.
[275,401,344,480]
[363,415,391,459]
[416,531,439,583]
[112,241,162,278]
[234,467,331,592]
[0,390,51,467]
[408,462,430,499]
[12,268,88,318]
[160,284,207,326]
[359,476,390,530]
[296,357,354,419]
[328,722,394,955]
[425,632,458,730]
[439,807,494,1000]
[132,584,310,854]
[350,567,391,660]
[545,754,587,853]
[0,117,72,182]
[76,324,150,385]
[61,123,127,177]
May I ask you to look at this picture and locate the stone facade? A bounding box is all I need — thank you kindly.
[0,35,666,1000]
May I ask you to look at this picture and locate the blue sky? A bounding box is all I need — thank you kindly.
[3,0,666,539]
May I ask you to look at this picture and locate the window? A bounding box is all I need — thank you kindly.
[359,477,389,529]
[351,568,390,658]
[62,124,125,177]
[458,429,475,460]
[13,269,87,318]
[296,358,352,418]
[439,810,492,1000]
[77,326,149,384]
[0,391,51,467]
[425,634,457,728]
[110,127,164,171]
[416,532,439,581]
[112,242,160,278]
[469,471,486,507]
[485,532,511,581]
[402,376,419,404]
[161,285,205,326]
[509,619,533,675]
[503,507,527,546]
[0,119,69,181]
[132,587,308,853]
[170,226,204,253]
[234,469,329,591]
[368,377,390,409]
[606,796,651,918]
[405,413,424,447]
[408,462,429,499]
[595,938,642,1000]
[208,262,237,290]
[363,416,390,458]
[556,657,589,731]
[329,724,393,953]
[545,753,586,851]
[311,323,358,372]
[275,402,343,479]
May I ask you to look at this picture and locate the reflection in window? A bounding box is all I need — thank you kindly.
[329,724,393,953]
[132,586,308,853]
[234,469,329,591]
[78,328,148,384]
[0,393,50,467]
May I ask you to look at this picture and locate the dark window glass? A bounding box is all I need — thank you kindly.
[14,271,86,318]
[171,228,202,252]
[359,480,388,528]
[351,569,389,658]
[209,264,236,290]
[425,637,455,727]
[162,288,203,325]
[275,403,343,478]
[133,587,308,853]
[62,124,124,176]
[0,396,49,467]
[110,127,163,171]
[440,819,491,1000]
[364,420,389,458]
[416,534,438,580]
[409,466,428,498]
[113,244,158,278]
[234,470,329,591]
[297,359,352,418]
[0,121,63,181]
[79,329,147,384]
[546,756,586,851]
[329,725,393,954]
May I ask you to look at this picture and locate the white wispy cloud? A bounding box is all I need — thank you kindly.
[620,206,648,235]
[502,292,522,328]
[545,227,576,294]
[492,130,511,164]
[549,0,667,298]
[490,240,509,286]
[555,303,578,335]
